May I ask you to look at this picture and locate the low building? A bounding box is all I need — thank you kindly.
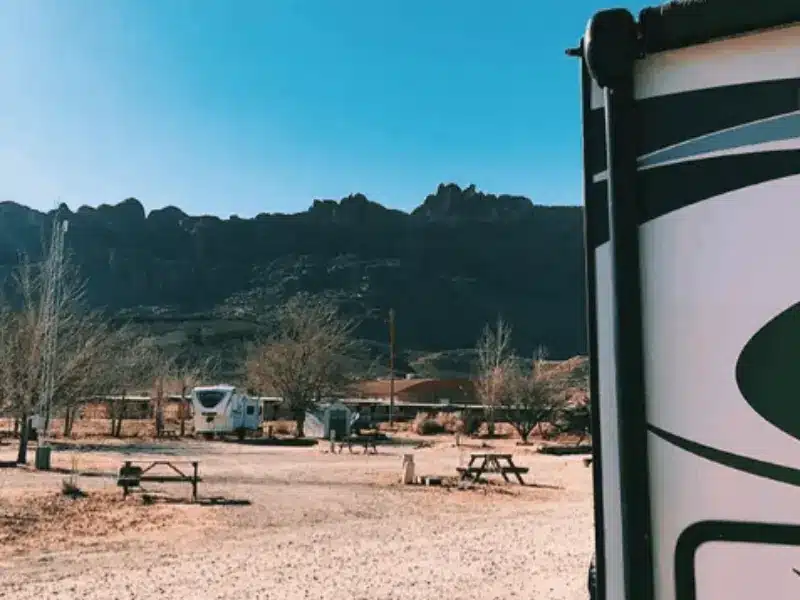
[353,377,478,406]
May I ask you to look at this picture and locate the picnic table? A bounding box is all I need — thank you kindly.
[337,433,379,455]
[457,453,528,485]
[117,460,201,501]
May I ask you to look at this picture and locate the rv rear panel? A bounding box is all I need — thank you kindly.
[578,3,800,600]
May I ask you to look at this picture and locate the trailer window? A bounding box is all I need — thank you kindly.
[246,405,255,415]
[196,391,226,409]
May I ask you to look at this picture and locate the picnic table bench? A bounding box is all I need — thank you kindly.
[457,453,528,485]
[117,460,201,502]
[337,433,379,455]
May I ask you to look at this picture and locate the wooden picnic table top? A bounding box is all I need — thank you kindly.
[469,453,514,460]
[122,460,199,466]
[458,453,528,485]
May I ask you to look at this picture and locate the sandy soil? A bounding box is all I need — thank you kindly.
[0,435,594,600]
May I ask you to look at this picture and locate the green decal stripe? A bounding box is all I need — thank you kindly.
[648,424,800,487]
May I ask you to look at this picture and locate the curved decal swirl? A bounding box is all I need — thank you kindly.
[649,301,800,486]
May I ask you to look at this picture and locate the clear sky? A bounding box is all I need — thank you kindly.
[0,0,648,218]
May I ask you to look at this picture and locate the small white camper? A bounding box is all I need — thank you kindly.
[191,384,262,439]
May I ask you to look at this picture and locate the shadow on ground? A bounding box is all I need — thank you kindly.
[140,493,251,507]
[48,442,192,456]
[49,466,117,478]
[537,444,592,456]
[227,437,318,447]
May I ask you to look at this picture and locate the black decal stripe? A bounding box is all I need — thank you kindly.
[587,78,800,175]
[589,150,800,248]
[649,424,800,487]
[674,521,800,600]
[638,79,800,159]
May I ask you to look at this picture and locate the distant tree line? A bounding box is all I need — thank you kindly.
[0,222,589,458]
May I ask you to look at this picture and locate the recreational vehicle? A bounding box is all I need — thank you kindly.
[572,2,800,600]
[191,384,262,439]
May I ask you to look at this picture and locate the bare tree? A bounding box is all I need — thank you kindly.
[501,348,564,444]
[474,316,514,437]
[0,262,48,462]
[53,315,133,437]
[0,248,135,460]
[176,355,218,437]
[150,348,179,438]
[245,293,359,438]
[151,351,218,437]
[97,333,159,438]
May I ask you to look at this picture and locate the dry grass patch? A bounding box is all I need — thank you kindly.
[0,489,207,556]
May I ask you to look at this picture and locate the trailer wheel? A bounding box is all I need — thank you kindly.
[235,428,246,441]
[588,552,597,600]
[202,432,214,441]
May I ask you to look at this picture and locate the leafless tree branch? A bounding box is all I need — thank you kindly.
[474,316,514,437]
[245,293,361,437]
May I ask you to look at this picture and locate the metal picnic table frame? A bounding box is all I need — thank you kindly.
[336,433,379,455]
[117,460,201,502]
[457,453,529,485]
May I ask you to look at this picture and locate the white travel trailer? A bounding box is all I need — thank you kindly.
[572,2,800,600]
[191,384,262,439]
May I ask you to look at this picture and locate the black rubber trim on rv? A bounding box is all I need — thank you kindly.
[674,520,800,600]
[580,59,607,600]
[639,0,800,54]
[583,9,655,600]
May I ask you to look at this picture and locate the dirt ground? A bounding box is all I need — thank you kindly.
[0,433,594,600]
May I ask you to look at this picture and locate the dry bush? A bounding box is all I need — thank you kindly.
[477,421,515,438]
[434,412,463,434]
[378,420,411,432]
[264,419,296,436]
[412,412,445,435]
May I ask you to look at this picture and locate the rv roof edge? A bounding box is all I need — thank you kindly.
[639,0,800,54]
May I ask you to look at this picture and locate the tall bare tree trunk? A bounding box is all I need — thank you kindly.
[44,397,53,436]
[179,385,187,437]
[154,377,164,438]
[63,404,77,437]
[113,392,126,438]
[485,407,496,437]
[63,406,71,437]
[16,410,30,464]
[294,408,306,439]
[109,400,117,436]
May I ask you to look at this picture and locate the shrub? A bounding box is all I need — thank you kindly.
[412,412,445,435]
[265,420,296,436]
[461,412,482,435]
[61,479,86,498]
[434,411,463,433]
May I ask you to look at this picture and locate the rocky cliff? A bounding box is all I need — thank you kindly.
[0,183,586,361]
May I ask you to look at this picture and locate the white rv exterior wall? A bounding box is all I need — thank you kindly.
[592,22,800,600]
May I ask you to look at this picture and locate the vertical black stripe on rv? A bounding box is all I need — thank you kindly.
[580,58,606,600]
[584,8,655,600]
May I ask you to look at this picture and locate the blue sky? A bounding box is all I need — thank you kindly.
[0,0,648,218]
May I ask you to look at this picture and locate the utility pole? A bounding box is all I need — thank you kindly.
[389,308,396,428]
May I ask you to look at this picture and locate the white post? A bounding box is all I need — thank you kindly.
[401,454,415,484]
